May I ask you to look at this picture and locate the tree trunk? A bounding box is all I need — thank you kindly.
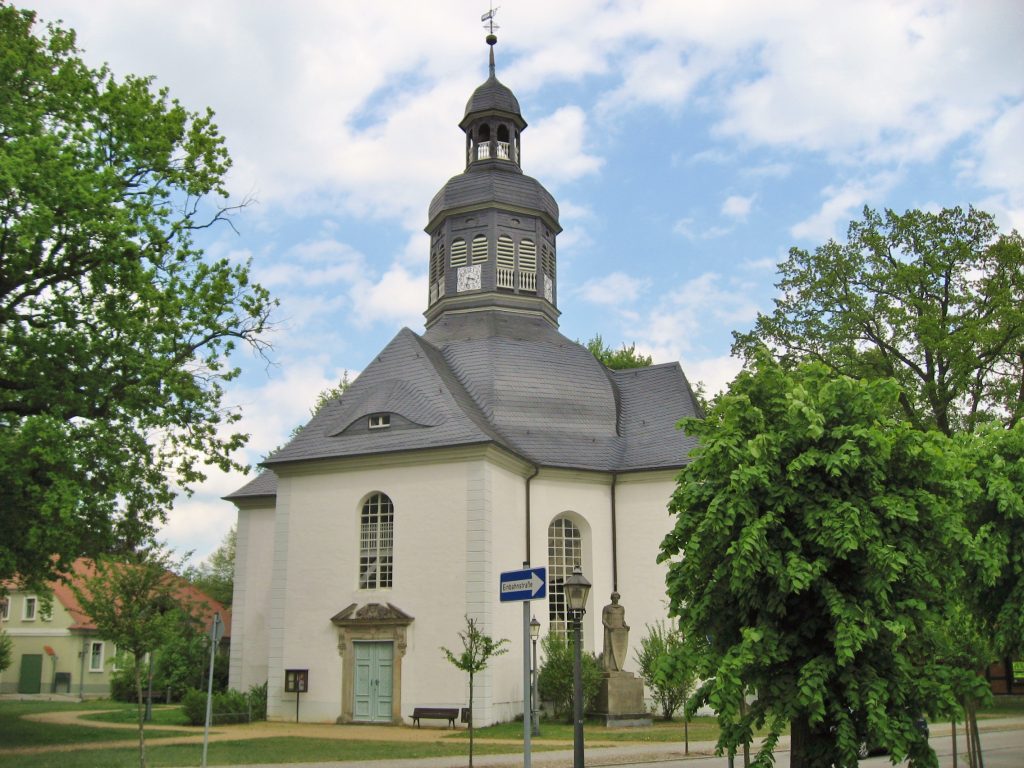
[789,714,832,768]
[468,669,474,768]
[134,654,147,768]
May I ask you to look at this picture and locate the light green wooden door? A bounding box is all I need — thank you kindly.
[18,654,43,694]
[353,641,393,722]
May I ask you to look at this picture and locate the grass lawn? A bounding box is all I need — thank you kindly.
[5,737,555,768]
[81,704,192,727]
[1,700,190,748]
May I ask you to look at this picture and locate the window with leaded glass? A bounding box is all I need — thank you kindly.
[359,492,394,589]
[547,517,582,636]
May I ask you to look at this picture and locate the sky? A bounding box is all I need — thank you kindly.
[22,0,1024,566]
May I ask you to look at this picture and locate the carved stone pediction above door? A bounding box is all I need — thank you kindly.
[331,603,414,724]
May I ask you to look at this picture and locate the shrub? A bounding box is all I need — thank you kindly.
[537,631,603,721]
[181,687,255,726]
[247,681,268,722]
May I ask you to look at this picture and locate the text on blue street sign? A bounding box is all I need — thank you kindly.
[500,567,547,602]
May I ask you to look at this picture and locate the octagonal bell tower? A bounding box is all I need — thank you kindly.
[424,32,562,328]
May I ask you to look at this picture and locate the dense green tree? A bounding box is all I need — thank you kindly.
[536,631,603,722]
[72,547,197,768]
[634,621,695,721]
[583,334,654,370]
[659,353,976,768]
[184,525,236,607]
[0,4,276,589]
[441,616,509,768]
[733,207,1024,435]
[963,421,1024,658]
[0,628,11,673]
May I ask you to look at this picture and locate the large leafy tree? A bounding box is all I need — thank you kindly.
[660,353,977,768]
[184,525,236,607]
[583,334,654,370]
[733,207,1024,435]
[0,5,275,588]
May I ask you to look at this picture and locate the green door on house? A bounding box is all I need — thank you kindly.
[353,641,393,722]
[18,654,43,694]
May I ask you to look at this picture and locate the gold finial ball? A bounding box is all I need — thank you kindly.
[486,34,497,46]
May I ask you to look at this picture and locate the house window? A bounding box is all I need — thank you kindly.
[450,238,467,267]
[368,414,391,430]
[0,598,9,621]
[24,596,37,621]
[89,641,104,672]
[359,492,394,590]
[547,517,583,636]
[472,235,488,264]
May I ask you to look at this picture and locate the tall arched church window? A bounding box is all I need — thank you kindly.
[359,492,394,590]
[476,124,491,160]
[496,235,514,288]
[518,239,537,292]
[472,235,488,264]
[547,517,582,636]
[450,238,467,267]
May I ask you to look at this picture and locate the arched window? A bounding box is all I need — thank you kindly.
[547,517,583,636]
[359,492,394,589]
[472,234,488,264]
[450,238,467,267]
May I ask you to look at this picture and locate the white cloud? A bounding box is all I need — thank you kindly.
[526,106,605,184]
[721,194,755,220]
[577,272,650,305]
[349,264,426,330]
[684,354,743,399]
[791,173,899,242]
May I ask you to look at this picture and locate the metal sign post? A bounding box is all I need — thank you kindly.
[201,612,223,768]
[500,564,547,768]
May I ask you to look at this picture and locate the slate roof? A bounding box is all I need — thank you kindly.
[427,166,559,229]
[235,311,702,501]
[463,73,522,121]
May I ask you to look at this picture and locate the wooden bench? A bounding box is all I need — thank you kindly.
[411,707,460,728]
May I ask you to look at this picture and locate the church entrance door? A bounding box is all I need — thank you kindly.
[353,641,393,722]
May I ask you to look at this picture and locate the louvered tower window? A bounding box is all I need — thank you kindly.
[519,239,537,291]
[472,234,488,264]
[496,235,515,288]
[542,243,555,278]
[359,492,394,590]
[450,238,467,267]
[547,517,583,636]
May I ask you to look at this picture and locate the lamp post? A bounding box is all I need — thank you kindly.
[530,615,541,736]
[563,565,591,768]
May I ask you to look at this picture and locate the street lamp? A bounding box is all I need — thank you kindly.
[563,565,591,768]
[530,615,541,736]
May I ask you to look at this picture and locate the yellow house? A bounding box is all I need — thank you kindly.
[1,559,230,698]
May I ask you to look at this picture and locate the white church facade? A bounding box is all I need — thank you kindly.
[227,35,702,725]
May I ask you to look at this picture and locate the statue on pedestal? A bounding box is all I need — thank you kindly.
[602,592,629,672]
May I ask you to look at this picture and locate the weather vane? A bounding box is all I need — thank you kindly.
[481,5,500,36]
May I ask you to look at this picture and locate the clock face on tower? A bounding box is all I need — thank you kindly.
[457,265,482,292]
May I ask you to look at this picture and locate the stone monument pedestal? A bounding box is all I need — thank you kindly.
[594,671,652,728]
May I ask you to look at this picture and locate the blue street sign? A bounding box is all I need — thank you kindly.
[500,567,547,602]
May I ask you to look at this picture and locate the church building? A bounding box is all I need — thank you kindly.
[227,34,702,725]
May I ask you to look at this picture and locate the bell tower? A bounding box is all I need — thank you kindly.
[424,31,562,328]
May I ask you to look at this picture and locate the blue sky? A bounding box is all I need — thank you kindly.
[24,1,1024,564]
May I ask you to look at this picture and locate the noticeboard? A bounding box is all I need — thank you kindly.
[284,669,308,693]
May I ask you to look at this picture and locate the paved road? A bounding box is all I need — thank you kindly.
[219,719,1024,768]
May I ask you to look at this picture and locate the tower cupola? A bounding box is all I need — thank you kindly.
[424,30,562,328]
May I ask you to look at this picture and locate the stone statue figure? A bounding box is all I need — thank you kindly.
[602,592,629,672]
